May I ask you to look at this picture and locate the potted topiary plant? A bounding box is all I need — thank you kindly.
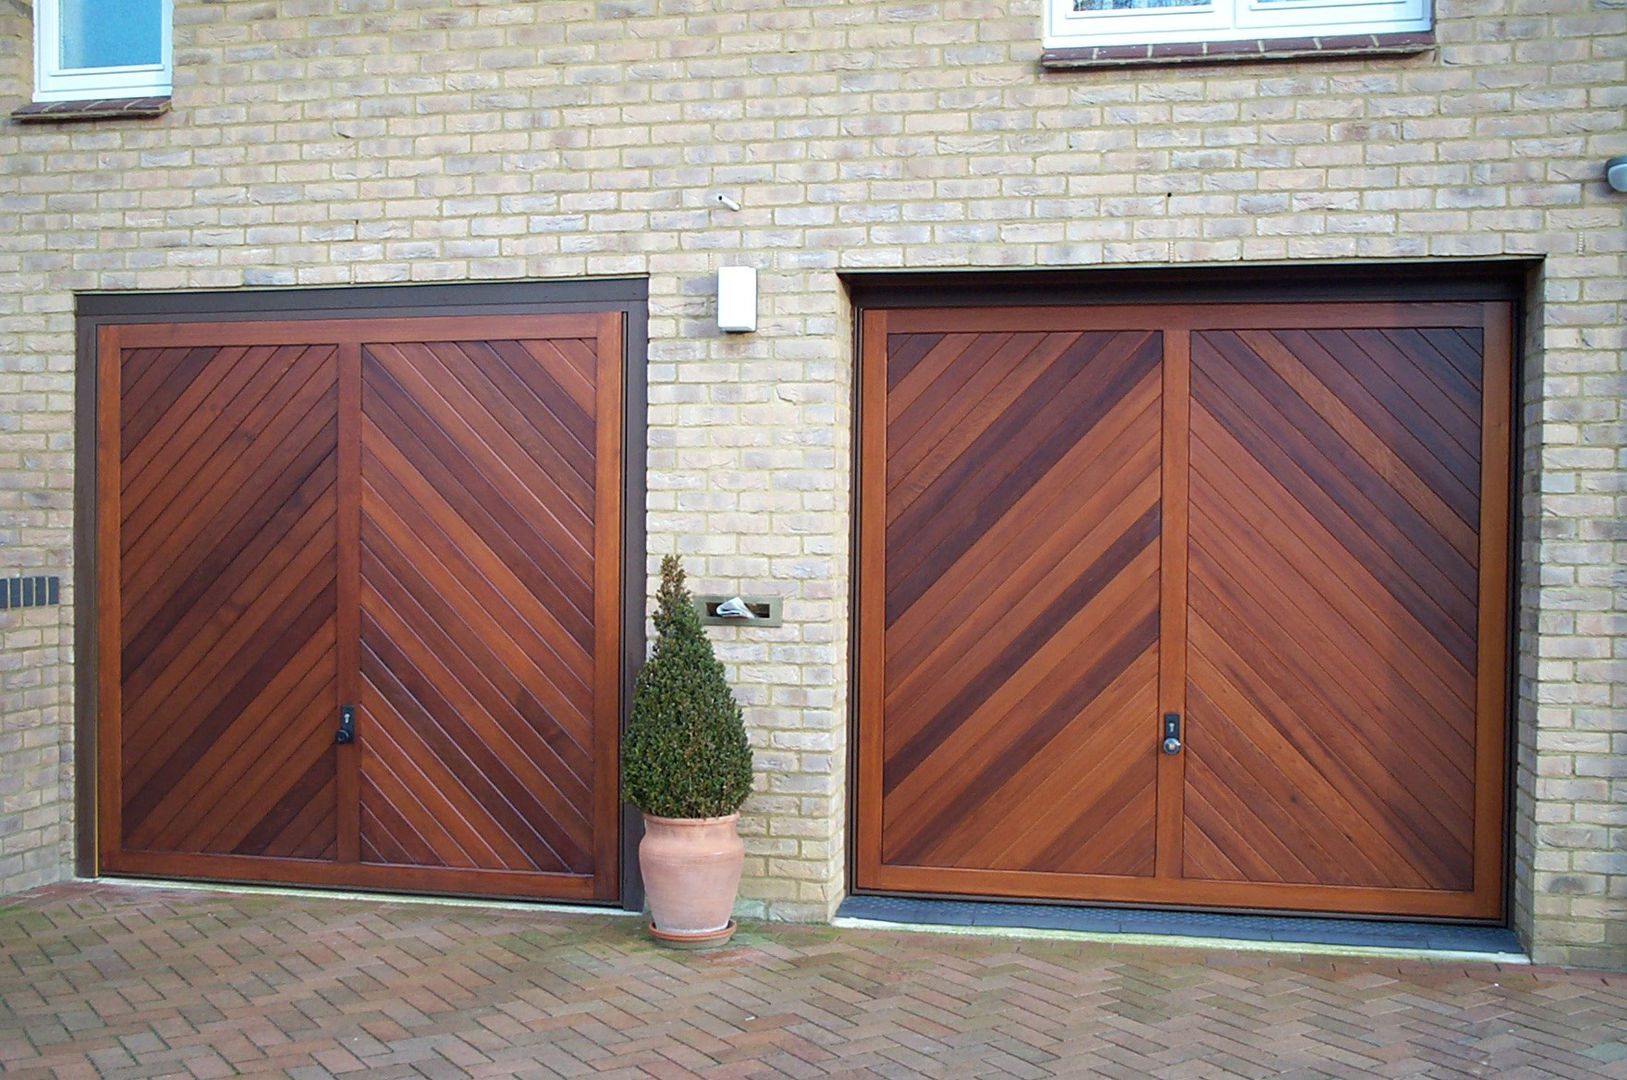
[621,554,755,947]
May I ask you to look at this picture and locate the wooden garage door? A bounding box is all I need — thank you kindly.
[856,302,1511,919]
[97,315,623,901]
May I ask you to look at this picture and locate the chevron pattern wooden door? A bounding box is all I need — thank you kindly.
[857,303,1510,919]
[97,315,622,902]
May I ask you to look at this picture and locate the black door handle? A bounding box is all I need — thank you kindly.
[336,704,355,745]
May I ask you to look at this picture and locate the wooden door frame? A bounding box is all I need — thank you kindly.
[74,280,650,911]
[845,262,1530,923]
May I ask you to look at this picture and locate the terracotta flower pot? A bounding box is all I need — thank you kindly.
[638,813,744,947]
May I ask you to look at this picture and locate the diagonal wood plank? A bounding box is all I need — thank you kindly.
[114,334,340,865]
[1324,329,1481,466]
[367,342,594,577]
[121,345,233,456]
[359,576,591,856]
[121,513,338,772]
[875,321,1165,883]
[885,330,946,393]
[357,696,492,869]
[360,629,570,872]
[1185,322,1482,895]
[1195,332,1478,626]
[1188,483,1475,789]
[363,352,594,648]
[1184,675,1438,889]
[885,331,1161,625]
[885,503,1161,784]
[131,631,336,853]
[885,380,1161,682]
[430,340,597,516]
[359,445,591,729]
[228,749,337,858]
[1191,353,1478,672]
[888,331,1018,448]
[357,333,612,884]
[121,344,335,567]
[361,534,592,799]
[120,344,277,501]
[1277,329,1480,528]
[1233,329,1479,563]
[1189,412,1476,723]
[886,331,1100,519]
[123,569,338,822]
[885,422,1161,740]
[926,648,1159,873]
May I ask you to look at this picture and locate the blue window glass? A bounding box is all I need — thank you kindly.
[59,0,162,70]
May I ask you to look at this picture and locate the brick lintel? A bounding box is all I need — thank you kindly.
[11,97,171,123]
[1041,31,1434,70]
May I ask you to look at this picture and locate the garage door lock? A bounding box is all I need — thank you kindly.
[1161,712,1181,755]
[336,705,356,745]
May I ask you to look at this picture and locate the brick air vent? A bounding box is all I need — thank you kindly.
[0,576,62,610]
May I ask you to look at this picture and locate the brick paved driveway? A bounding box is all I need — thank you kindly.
[2,883,1625,1078]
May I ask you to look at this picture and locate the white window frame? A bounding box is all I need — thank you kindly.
[34,0,173,102]
[1044,0,1430,48]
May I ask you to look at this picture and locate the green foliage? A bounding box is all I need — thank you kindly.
[620,555,754,818]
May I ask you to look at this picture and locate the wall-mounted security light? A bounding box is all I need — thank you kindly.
[1607,156,1627,194]
[717,266,757,333]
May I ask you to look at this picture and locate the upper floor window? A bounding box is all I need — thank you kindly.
[1044,0,1430,48]
[34,0,172,102]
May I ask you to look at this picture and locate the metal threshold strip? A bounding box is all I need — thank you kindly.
[835,895,1527,962]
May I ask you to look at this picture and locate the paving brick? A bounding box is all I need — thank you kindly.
[3,884,1626,1079]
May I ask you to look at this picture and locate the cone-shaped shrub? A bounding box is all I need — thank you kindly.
[620,555,754,819]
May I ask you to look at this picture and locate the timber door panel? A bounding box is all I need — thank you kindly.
[356,327,622,898]
[856,302,1511,919]
[861,318,1168,895]
[97,315,623,902]
[111,341,341,864]
[1184,328,1480,893]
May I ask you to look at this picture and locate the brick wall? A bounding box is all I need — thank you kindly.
[0,1,1623,965]
[1518,263,1627,965]
[0,0,75,897]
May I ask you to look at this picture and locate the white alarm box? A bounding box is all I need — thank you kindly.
[717,266,757,333]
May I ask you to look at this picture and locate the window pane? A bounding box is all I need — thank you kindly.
[1072,0,1210,9]
[59,0,162,70]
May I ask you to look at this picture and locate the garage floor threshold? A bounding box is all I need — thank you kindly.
[835,894,1525,959]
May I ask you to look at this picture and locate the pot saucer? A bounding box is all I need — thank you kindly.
[648,919,737,949]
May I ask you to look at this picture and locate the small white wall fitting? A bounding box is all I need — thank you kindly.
[717,266,757,333]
